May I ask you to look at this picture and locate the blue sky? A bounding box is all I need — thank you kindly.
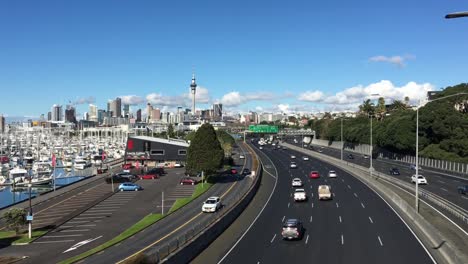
[1,0,467,118]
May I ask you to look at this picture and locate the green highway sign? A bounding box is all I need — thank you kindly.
[248,125,279,133]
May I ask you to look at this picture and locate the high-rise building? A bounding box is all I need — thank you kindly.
[136,109,142,122]
[65,105,77,123]
[115,97,122,118]
[190,74,197,115]
[98,109,106,124]
[51,104,63,121]
[88,104,98,122]
[0,114,5,133]
[123,104,130,118]
[47,112,52,121]
[151,108,161,121]
[146,103,153,122]
[213,103,223,121]
[83,112,89,121]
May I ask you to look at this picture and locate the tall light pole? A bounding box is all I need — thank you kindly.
[340,115,343,161]
[414,92,468,212]
[28,183,32,239]
[369,94,380,178]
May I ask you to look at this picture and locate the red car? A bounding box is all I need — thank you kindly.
[309,171,320,179]
[122,163,134,170]
[231,168,238,174]
[140,172,159,179]
[180,177,197,185]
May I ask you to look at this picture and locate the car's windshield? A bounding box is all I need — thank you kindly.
[205,200,217,204]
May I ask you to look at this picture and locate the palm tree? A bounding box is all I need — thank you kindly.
[390,100,408,111]
[359,99,375,116]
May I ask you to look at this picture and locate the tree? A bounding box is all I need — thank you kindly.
[375,97,386,121]
[167,124,175,138]
[359,99,375,116]
[186,124,224,175]
[389,100,408,112]
[3,208,27,235]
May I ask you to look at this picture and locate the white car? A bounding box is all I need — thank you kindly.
[302,156,309,161]
[411,175,427,185]
[291,155,296,159]
[328,170,337,178]
[293,189,307,201]
[202,197,221,213]
[239,155,245,159]
[290,162,297,169]
[291,178,303,187]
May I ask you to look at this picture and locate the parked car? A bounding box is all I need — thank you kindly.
[105,175,128,184]
[122,163,134,170]
[118,182,142,191]
[309,171,320,179]
[411,174,427,185]
[115,172,138,180]
[140,173,159,180]
[180,177,197,185]
[291,178,303,187]
[239,155,245,159]
[389,168,400,175]
[328,170,337,178]
[281,219,303,240]
[97,166,109,174]
[457,185,468,195]
[174,162,183,168]
[202,196,221,213]
[148,167,166,175]
[347,154,354,159]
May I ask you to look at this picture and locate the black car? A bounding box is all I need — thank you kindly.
[347,154,354,159]
[389,168,400,175]
[148,167,166,175]
[105,175,129,184]
[115,172,138,180]
[242,168,250,175]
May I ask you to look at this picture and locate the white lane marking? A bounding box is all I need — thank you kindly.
[290,193,292,197]
[339,216,342,223]
[361,202,366,208]
[86,209,117,212]
[378,236,383,246]
[80,213,113,216]
[282,216,285,222]
[341,234,344,245]
[305,234,309,244]
[74,216,105,220]
[35,240,75,244]
[336,202,339,208]
[270,234,276,243]
[311,192,314,197]
[311,202,314,208]
[341,179,345,182]
[462,196,468,200]
[310,216,313,222]
[369,216,374,224]
[59,229,91,233]
[63,235,103,253]
[288,203,290,208]
[353,193,358,198]
[76,224,97,227]
[324,179,328,183]
[310,185,313,189]
[440,188,448,192]
[43,234,83,238]
[347,185,351,189]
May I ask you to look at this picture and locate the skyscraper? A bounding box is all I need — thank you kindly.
[136,109,142,122]
[89,104,98,122]
[65,105,77,124]
[123,104,130,118]
[213,103,223,121]
[51,104,63,121]
[98,109,106,124]
[47,112,52,121]
[146,103,153,122]
[0,114,5,133]
[190,74,197,115]
[115,97,122,118]
[151,108,161,121]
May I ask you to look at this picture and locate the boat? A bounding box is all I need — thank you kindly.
[8,167,29,185]
[74,158,90,170]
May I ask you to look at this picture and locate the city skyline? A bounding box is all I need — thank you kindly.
[1,1,467,118]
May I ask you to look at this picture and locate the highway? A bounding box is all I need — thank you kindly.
[219,142,435,264]
[290,140,468,212]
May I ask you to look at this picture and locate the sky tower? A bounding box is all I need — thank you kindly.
[190,74,197,115]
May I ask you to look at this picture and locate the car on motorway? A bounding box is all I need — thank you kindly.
[411,174,427,185]
[410,164,422,170]
[309,171,320,179]
[389,168,400,175]
[291,155,296,159]
[180,177,197,185]
[328,170,337,178]
[290,162,297,169]
[118,182,142,191]
[347,154,354,159]
[363,154,369,159]
[259,146,263,150]
[281,219,303,240]
[302,156,309,161]
[231,168,238,174]
[294,189,307,201]
[202,196,221,212]
[457,185,468,195]
[239,154,245,159]
[282,146,287,150]
[291,178,303,187]
[318,185,333,200]
[242,168,250,175]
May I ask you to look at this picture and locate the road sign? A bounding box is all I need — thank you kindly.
[249,125,279,133]
[26,215,33,221]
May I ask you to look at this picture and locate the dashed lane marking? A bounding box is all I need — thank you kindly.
[369,216,374,224]
[361,202,366,208]
[270,234,276,243]
[378,236,383,246]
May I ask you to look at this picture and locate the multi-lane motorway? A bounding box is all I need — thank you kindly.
[219,143,435,264]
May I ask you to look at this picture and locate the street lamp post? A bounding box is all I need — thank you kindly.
[340,116,343,161]
[414,92,468,212]
[28,183,32,239]
[369,94,380,178]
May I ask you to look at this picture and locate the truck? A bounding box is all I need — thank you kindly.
[294,189,307,202]
[458,185,468,195]
[318,185,332,200]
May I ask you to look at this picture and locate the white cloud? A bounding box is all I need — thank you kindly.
[369,54,415,67]
[146,93,186,107]
[183,86,211,104]
[120,95,145,105]
[219,91,276,106]
[297,90,324,102]
[73,96,95,105]
[277,104,290,113]
[323,80,434,106]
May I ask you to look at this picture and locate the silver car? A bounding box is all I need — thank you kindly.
[281,219,303,240]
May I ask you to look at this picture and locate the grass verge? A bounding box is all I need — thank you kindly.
[0,229,48,245]
[61,181,213,264]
